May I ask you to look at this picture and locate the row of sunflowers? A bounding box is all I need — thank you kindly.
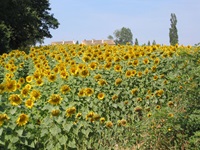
[0,43,199,149]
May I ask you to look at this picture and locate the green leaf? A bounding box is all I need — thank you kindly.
[68,139,76,148]
[0,128,3,136]
[50,125,61,136]
[58,135,68,145]
[10,107,17,115]
[16,129,23,136]
[41,129,48,137]
[11,136,19,143]
[63,123,73,132]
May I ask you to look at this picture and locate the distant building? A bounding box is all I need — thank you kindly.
[51,40,76,45]
[81,39,115,45]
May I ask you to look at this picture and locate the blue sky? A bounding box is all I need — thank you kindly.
[44,0,200,45]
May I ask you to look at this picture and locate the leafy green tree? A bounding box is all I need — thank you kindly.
[152,40,156,45]
[148,40,151,46]
[134,38,139,45]
[169,13,178,46]
[0,0,59,54]
[111,27,133,45]
[107,35,114,40]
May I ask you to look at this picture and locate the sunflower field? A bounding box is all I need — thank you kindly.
[0,43,200,150]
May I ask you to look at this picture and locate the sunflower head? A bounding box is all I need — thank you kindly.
[66,107,76,117]
[48,94,62,105]
[25,99,34,109]
[16,114,29,126]
[106,121,113,128]
[98,92,105,100]
[9,94,22,106]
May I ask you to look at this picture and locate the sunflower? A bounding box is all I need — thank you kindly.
[131,70,137,76]
[94,74,102,81]
[36,78,44,86]
[70,66,79,76]
[132,59,139,66]
[106,121,113,128]
[104,62,112,70]
[82,56,90,62]
[86,111,94,120]
[98,79,107,86]
[119,119,127,126]
[9,94,22,106]
[167,101,174,107]
[134,106,142,112]
[66,107,76,117]
[76,113,82,119]
[112,94,118,101]
[156,89,164,97]
[25,84,32,89]
[18,78,25,85]
[30,89,41,100]
[143,58,149,64]
[21,87,30,97]
[123,54,129,60]
[137,97,142,102]
[80,69,89,78]
[89,62,98,70]
[60,85,71,94]
[168,113,174,118]
[100,117,105,124]
[137,71,143,77]
[77,63,86,70]
[53,66,59,74]
[48,74,57,82]
[154,57,160,64]
[16,113,29,126]
[0,114,9,126]
[131,88,138,95]
[156,105,161,110]
[60,71,69,79]
[0,84,6,94]
[85,88,94,96]
[115,78,122,86]
[33,71,41,80]
[25,99,34,109]
[93,114,101,122]
[5,80,16,92]
[51,109,60,117]
[153,75,158,80]
[144,68,149,75]
[78,89,85,97]
[48,94,62,105]
[151,66,157,72]
[125,70,132,78]
[147,113,152,117]
[114,64,122,72]
[98,92,105,100]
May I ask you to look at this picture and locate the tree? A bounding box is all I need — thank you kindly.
[107,35,114,40]
[110,27,133,45]
[148,40,151,46]
[0,0,59,54]
[169,13,178,46]
[134,38,139,45]
[152,40,156,45]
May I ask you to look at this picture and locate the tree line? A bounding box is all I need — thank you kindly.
[0,0,179,55]
[108,13,179,46]
[0,0,59,55]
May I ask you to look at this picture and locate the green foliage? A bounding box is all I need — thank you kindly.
[112,27,133,45]
[0,45,199,149]
[169,13,179,46]
[0,0,59,54]
[134,38,139,45]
